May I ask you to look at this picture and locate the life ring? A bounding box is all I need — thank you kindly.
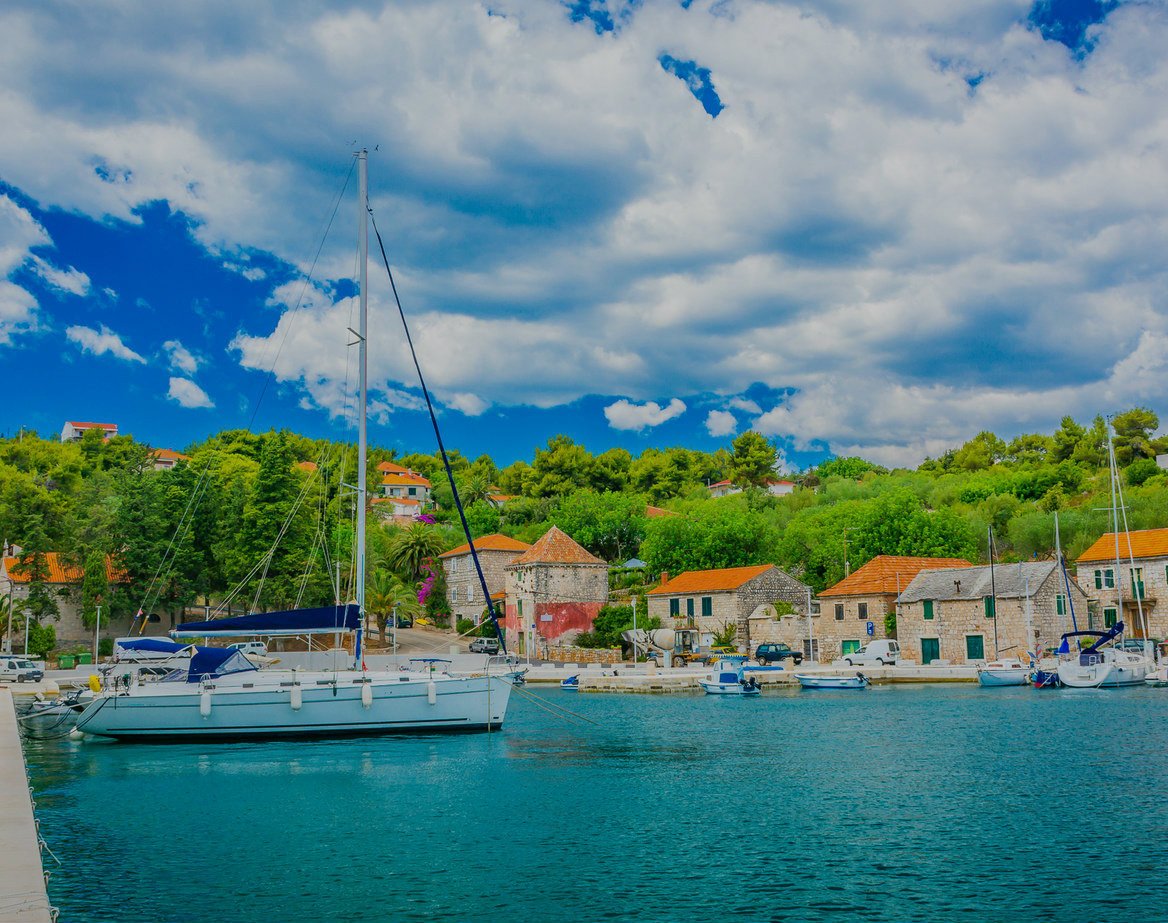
[88,674,102,693]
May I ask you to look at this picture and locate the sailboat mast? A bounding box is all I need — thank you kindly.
[1107,421,1123,632]
[988,527,999,657]
[355,149,369,667]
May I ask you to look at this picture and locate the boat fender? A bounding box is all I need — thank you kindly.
[199,689,212,718]
[88,674,102,693]
[361,682,373,709]
[291,683,302,711]
[427,680,437,705]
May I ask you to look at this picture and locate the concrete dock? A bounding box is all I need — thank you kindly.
[520,661,979,692]
[0,689,54,922]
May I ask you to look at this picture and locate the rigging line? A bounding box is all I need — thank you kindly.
[247,460,325,612]
[506,683,598,725]
[369,210,507,655]
[247,160,356,430]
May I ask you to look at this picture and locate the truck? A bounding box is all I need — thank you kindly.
[621,628,735,667]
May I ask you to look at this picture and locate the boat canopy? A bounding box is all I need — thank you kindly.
[187,647,257,683]
[115,638,190,654]
[172,603,360,638]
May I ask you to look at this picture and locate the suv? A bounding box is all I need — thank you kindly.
[469,638,501,654]
[755,643,803,665]
[0,657,44,683]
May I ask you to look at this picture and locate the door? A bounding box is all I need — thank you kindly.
[921,638,940,665]
[965,635,985,661]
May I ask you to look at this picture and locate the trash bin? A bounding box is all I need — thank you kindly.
[77,652,93,665]
[59,654,76,669]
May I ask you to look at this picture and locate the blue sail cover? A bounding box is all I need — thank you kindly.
[116,638,189,654]
[187,647,257,682]
[173,603,360,638]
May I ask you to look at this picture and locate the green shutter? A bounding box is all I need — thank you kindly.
[1094,570,1102,590]
[921,638,940,664]
[701,597,712,617]
[984,596,996,619]
[923,600,934,620]
[1056,595,1066,616]
[965,635,985,660]
[686,598,694,617]
[1104,607,1117,628]
[669,598,679,616]
[842,640,861,655]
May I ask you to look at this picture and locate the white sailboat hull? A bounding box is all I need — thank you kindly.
[74,670,513,740]
[977,661,1029,687]
[1056,652,1152,689]
[795,674,869,689]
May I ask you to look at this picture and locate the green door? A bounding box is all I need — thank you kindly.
[965,635,985,661]
[921,638,940,665]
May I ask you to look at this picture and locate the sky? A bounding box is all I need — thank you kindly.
[1,0,1166,470]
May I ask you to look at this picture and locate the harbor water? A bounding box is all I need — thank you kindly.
[23,684,1168,922]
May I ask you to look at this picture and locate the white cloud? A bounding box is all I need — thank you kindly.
[167,377,214,409]
[604,397,687,431]
[2,3,1168,461]
[163,339,200,374]
[445,392,490,416]
[705,409,738,437]
[28,255,90,296]
[65,324,146,363]
[0,194,48,344]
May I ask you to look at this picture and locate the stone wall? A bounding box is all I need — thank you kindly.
[899,571,1090,664]
[546,645,622,664]
[1074,557,1167,639]
[0,580,149,649]
[442,548,523,623]
[504,561,609,656]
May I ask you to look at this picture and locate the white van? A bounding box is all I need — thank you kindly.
[842,639,900,666]
[227,641,268,658]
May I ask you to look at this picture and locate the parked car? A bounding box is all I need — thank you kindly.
[227,641,268,657]
[0,656,44,683]
[842,639,900,666]
[469,638,501,654]
[754,643,803,665]
[388,614,413,628]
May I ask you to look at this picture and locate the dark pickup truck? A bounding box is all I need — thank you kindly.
[754,643,803,665]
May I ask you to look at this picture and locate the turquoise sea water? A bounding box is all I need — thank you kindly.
[23,684,1168,923]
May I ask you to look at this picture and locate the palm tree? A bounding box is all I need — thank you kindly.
[457,473,492,507]
[366,569,424,642]
[384,522,445,579]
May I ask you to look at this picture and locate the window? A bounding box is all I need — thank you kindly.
[965,635,985,661]
[701,597,713,617]
[467,585,474,602]
[834,604,844,621]
[921,638,940,664]
[802,639,820,661]
[923,600,934,621]
[1131,567,1145,600]
[517,599,524,618]
[841,640,861,655]
[983,596,996,619]
[1104,607,1117,628]
[858,602,868,620]
[408,487,417,497]
[1056,594,1066,616]
[1104,569,1115,589]
[686,598,695,618]
[1094,569,1103,590]
[669,598,680,617]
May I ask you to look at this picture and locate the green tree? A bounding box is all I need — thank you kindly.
[385,522,446,579]
[551,490,646,561]
[641,503,777,577]
[951,431,1007,471]
[729,431,778,487]
[816,457,884,480]
[80,550,109,630]
[1112,408,1159,466]
[366,569,423,641]
[529,435,597,497]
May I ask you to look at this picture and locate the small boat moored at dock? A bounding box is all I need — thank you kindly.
[976,660,1029,687]
[561,675,580,691]
[698,657,760,696]
[795,673,869,690]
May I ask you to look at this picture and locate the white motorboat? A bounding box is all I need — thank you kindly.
[977,660,1029,687]
[795,673,869,690]
[74,152,514,741]
[698,657,760,696]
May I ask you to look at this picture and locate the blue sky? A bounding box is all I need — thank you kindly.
[1,0,1164,469]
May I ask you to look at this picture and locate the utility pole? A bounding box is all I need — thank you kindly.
[632,595,638,664]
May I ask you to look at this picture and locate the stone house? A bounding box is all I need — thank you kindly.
[897,561,1090,665]
[377,461,432,505]
[0,551,146,648]
[439,533,531,624]
[150,448,190,470]
[646,564,810,652]
[806,555,971,662]
[1075,528,1168,639]
[502,527,609,657]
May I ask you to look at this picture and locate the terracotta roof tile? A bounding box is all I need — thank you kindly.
[381,472,431,487]
[294,460,317,472]
[1077,528,1168,564]
[376,461,411,474]
[152,448,190,462]
[648,564,774,595]
[506,527,606,566]
[66,421,118,430]
[819,555,973,598]
[440,534,532,558]
[645,505,676,517]
[3,552,126,585]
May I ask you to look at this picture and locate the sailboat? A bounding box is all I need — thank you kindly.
[977,528,1028,687]
[74,151,513,740]
[1056,421,1153,689]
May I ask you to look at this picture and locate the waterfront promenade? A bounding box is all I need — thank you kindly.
[0,689,53,922]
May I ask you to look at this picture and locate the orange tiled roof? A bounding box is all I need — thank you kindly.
[819,555,973,598]
[152,448,190,462]
[376,460,418,475]
[294,460,317,472]
[488,493,514,503]
[66,421,118,430]
[382,472,431,488]
[709,479,734,488]
[507,527,606,567]
[441,534,532,558]
[648,564,774,595]
[646,505,676,517]
[764,477,795,486]
[3,552,127,585]
[1077,528,1168,564]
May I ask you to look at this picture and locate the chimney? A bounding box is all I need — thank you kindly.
[954,579,961,594]
[660,572,669,585]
